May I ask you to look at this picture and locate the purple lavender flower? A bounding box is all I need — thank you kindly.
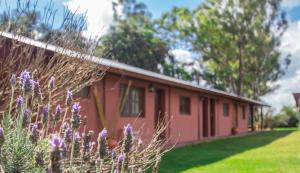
[50,135,63,173]
[75,132,81,141]
[42,106,49,125]
[98,128,108,159]
[46,167,52,173]
[124,124,133,136]
[10,74,16,87]
[71,103,81,129]
[22,108,30,128]
[82,131,94,162]
[117,154,124,171]
[0,127,4,146]
[50,135,62,150]
[123,124,133,153]
[111,149,116,159]
[16,96,24,108]
[60,141,67,158]
[64,127,73,143]
[99,128,108,140]
[30,123,39,144]
[54,105,61,122]
[32,81,42,102]
[65,90,73,106]
[48,76,55,90]
[71,103,81,115]
[74,132,81,157]
[20,70,30,82]
[20,70,32,94]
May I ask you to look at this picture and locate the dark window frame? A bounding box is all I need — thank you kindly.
[120,84,145,117]
[223,103,229,117]
[73,86,90,99]
[179,96,191,115]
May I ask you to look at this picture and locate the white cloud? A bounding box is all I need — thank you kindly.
[64,0,122,38]
[282,0,300,9]
[261,21,300,113]
[170,49,202,72]
[170,49,194,63]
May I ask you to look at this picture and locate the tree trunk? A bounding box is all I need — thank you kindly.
[237,42,244,96]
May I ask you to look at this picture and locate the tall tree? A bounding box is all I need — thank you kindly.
[158,0,289,99]
[96,0,171,73]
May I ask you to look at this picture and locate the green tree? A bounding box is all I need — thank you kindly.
[158,0,289,99]
[271,106,299,128]
[96,0,171,73]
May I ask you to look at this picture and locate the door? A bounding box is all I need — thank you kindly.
[233,103,239,128]
[155,89,165,138]
[202,97,209,138]
[210,99,216,137]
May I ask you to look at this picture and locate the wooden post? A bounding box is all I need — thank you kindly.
[260,106,263,131]
[250,105,254,131]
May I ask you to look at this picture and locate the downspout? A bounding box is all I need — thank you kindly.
[260,106,263,131]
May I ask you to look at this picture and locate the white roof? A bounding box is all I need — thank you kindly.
[0,31,268,106]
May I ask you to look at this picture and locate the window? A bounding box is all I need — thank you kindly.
[120,84,144,117]
[74,86,90,98]
[242,106,246,120]
[223,103,229,117]
[180,96,191,115]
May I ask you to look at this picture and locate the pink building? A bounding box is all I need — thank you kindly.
[0,32,267,146]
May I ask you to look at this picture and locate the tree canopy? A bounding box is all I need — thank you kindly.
[0,0,291,100]
[95,0,170,73]
[157,0,290,99]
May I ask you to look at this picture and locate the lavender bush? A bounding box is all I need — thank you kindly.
[0,70,169,173]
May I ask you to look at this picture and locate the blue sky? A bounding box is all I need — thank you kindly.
[142,0,202,18]
[1,0,300,113]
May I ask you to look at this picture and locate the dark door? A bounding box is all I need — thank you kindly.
[202,97,209,138]
[233,103,239,128]
[210,99,216,137]
[155,89,165,138]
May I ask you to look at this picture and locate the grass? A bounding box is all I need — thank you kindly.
[159,129,300,173]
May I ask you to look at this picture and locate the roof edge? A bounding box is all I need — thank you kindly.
[0,31,268,106]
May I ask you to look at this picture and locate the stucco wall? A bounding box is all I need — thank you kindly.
[169,88,200,144]
[79,74,251,145]
[217,98,233,137]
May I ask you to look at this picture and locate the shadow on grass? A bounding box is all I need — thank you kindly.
[159,129,295,173]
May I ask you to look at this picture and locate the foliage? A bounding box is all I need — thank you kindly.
[0,0,88,45]
[96,0,170,73]
[97,0,195,79]
[160,129,299,173]
[0,70,168,173]
[268,106,299,128]
[0,0,103,111]
[157,0,290,99]
[161,58,197,81]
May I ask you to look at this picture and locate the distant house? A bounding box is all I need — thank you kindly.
[0,32,268,146]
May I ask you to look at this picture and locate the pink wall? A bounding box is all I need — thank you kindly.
[169,88,199,144]
[217,98,233,137]
[79,74,251,146]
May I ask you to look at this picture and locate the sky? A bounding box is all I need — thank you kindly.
[1,0,300,113]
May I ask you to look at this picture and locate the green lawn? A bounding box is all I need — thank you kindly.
[160,129,300,173]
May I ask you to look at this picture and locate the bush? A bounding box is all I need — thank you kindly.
[269,106,299,128]
[0,70,169,173]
